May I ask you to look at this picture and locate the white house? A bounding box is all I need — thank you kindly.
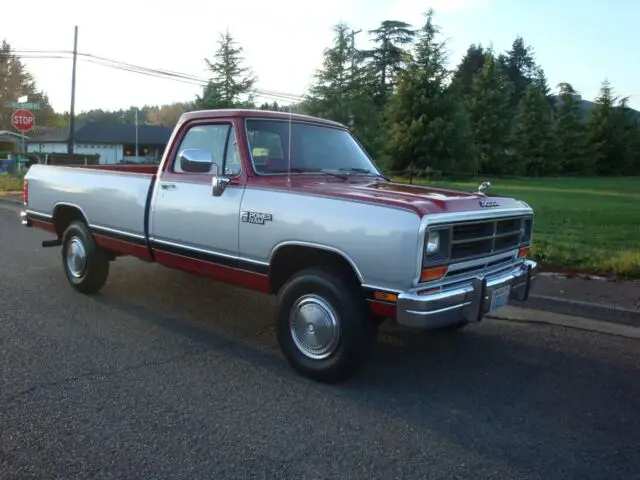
[25,122,172,164]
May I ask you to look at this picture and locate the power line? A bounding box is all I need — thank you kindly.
[11,49,306,102]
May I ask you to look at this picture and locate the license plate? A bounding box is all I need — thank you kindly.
[490,285,511,311]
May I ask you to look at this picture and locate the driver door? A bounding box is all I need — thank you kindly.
[149,121,244,268]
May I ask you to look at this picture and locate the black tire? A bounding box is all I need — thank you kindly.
[275,267,377,383]
[61,220,110,294]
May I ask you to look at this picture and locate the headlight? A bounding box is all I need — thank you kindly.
[426,230,440,255]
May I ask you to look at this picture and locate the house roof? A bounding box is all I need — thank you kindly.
[26,122,172,145]
[75,122,172,145]
[0,130,30,142]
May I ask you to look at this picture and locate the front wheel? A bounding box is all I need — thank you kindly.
[275,267,376,383]
[61,220,110,294]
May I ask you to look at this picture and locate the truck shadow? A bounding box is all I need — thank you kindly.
[92,264,639,478]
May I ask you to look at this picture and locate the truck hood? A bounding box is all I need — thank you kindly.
[273,177,528,216]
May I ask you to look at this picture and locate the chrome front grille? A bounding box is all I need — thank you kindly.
[449,215,532,262]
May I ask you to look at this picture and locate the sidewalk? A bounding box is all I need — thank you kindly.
[2,191,637,325]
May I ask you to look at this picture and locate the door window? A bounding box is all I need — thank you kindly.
[173,123,240,176]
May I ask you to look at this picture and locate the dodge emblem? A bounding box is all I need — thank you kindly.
[479,199,500,208]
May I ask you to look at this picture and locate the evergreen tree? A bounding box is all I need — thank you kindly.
[587,79,625,175]
[499,36,538,109]
[451,43,487,99]
[0,40,56,129]
[385,9,473,174]
[465,53,513,174]
[195,31,257,109]
[511,83,555,175]
[610,97,639,174]
[364,20,416,105]
[553,82,591,174]
[305,23,380,155]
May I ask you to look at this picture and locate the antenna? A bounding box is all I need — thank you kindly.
[287,103,292,185]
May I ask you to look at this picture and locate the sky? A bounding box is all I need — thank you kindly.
[2,0,639,113]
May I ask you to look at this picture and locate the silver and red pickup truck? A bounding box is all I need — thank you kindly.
[21,109,537,382]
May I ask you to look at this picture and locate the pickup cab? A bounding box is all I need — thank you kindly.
[21,109,537,383]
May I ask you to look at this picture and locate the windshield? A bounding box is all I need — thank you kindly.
[245,119,382,176]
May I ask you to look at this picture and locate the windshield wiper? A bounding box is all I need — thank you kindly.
[269,167,348,180]
[338,168,391,181]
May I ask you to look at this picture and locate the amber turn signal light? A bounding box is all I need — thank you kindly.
[374,291,398,303]
[420,265,448,283]
[518,246,530,258]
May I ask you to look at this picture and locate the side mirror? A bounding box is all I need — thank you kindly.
[211,163,231,197]
[179,148,213,173]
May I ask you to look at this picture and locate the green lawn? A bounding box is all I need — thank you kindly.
[0,172,24,193]
[392,176,640,278]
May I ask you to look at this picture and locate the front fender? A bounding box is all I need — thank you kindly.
[238,187,421,292]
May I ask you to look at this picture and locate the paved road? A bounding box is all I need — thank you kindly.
[1,205,639,480]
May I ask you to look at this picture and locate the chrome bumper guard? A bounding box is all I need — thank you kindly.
[20,210,32,227]
[396,260,537,330]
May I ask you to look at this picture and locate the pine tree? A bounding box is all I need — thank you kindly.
[306,23,380,155]
[384,9,473,174]
[364,20,416,105]
[465,53,513,175]
[195,31,257,109]
[587,79,630,175]
[451,43,487,99]
[553,83,591,174]
[499,36,538,109]
[511,83,555,175]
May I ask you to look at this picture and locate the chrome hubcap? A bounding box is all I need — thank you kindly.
[289,294,341,360]
[66,237,87,278]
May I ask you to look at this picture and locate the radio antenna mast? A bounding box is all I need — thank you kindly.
[287,103,292,185]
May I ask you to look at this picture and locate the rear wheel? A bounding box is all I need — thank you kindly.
[61,220,110,294]
[276,267,377,383]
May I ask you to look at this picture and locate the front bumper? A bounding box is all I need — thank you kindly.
[396,260,537,330]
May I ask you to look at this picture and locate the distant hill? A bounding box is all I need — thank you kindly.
[550,94,640,121]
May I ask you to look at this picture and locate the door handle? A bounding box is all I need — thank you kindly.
[160,183,176,190]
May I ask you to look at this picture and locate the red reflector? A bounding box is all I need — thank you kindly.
[23,179,28,205]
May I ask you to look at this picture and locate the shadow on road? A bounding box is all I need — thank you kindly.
[90,265,639,479]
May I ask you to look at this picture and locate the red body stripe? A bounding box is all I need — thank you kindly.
[154,250,271,293]
[93,234,153,261]
[31,219,57,234]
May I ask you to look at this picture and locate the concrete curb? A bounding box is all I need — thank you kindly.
[488,306,640,340]
[522,294,640,327]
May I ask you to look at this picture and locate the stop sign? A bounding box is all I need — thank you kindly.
[12,109,35,133]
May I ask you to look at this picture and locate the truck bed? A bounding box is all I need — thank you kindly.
[26,164,156,240]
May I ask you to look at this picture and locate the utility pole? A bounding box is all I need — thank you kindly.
[67,25,78,155]
[134,107,139,158]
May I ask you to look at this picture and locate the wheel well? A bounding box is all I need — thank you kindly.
[53,205,87,236]
[269,245,362,295]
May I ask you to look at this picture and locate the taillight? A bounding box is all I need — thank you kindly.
[23,179,28,205]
